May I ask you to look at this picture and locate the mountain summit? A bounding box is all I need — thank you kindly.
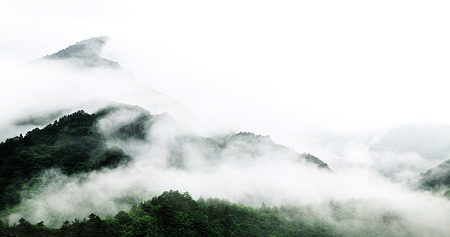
[42,36,120,68]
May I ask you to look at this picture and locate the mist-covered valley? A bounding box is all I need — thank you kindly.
[2,1,450,236]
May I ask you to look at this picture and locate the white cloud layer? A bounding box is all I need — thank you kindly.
[2,1,450,235]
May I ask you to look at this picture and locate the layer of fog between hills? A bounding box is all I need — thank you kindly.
[3,37,450,236]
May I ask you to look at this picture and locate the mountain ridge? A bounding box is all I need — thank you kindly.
[0,104,332,223]
[41,36,120,69]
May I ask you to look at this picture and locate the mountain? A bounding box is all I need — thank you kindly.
[0,109,129,211]
[1,37,198,143]
[2,37,429,237]
[41,36,120,68]
[0,104,331,215]
[4,104,420,237]
[0,36,336,233]
[4,36,450,237]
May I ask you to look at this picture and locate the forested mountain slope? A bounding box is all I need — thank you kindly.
[411,159,450,198]
[0,109,130,211]
[0,105,331,216]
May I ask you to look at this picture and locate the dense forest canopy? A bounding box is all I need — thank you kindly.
[2,190,412,237]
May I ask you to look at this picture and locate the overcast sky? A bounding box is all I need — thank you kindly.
[5,3,450,233]
[2,0,450,156]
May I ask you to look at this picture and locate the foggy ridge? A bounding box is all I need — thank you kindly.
[41,36,121,69]
[0,103,331,225]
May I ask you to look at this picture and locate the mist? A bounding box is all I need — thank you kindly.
[6,105,450,236]
[2,0,450,235]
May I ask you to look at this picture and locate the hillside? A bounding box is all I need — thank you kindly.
[0,105,331,216]
[41,37,120,68]
[411,159,450,197]
[0,109,130,211]
[0,189,415,237]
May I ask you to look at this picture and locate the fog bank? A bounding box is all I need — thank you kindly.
[2,1,450,235]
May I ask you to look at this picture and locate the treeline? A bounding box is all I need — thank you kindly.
[1,190,335,237]
[0,110,130,211]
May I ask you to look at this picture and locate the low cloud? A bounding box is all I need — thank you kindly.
[4,106,450,236]
[2,2,450,234]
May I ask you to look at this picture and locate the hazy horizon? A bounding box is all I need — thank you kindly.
[2,1,450,235]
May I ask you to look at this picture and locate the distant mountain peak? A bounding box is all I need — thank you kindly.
[42,36,120,69]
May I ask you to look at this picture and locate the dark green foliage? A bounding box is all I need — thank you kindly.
[3,218,52,237]
[92,146,132,170]
[0,107,330,214]
[0,110,131,211]
[3,190,336,237]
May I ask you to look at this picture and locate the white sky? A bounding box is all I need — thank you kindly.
[5,3,450,232]
[2,0,450,154]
